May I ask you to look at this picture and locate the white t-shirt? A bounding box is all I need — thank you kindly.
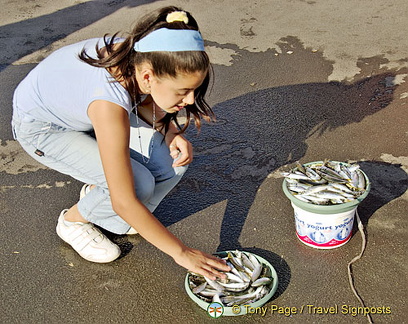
[13,38,132,131]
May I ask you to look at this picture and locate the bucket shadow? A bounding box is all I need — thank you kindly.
[356,161,408,229]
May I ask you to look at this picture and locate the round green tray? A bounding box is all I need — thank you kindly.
[185,251,279,316]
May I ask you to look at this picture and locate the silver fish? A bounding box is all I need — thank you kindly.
[329,183,355,194]
[241,252,256,272]
[313,191,349,200]
[251,263,262,282]
[302,184,333,195]
[225,272,244,283]
[219,281,250,292]
[340,163,352,179]
[281,172,311,180]
[319,165,344,179]
[298,194,330,204]
[212,293,223,304]
[251,277,272,287]
[288,183,312,193]
[204,277,224,292]
[198,288,219,297]
[357,170,366,190]
[350,170,359,188]
[305,167,321,181]
[296,161,306,174]
[248,253,260,269]
[189,251,273,307]
[221,286,264,305]
[226,261,243,280]
[294,195,313,202]
[192,282,207,294]
[283,160,367,205]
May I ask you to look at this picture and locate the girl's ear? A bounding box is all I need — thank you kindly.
[138,67,155,93]
[136,63,156,94]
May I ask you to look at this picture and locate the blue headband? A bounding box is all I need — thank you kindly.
[133,28,205,52]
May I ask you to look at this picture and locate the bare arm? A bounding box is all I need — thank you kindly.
[88,100,228,278]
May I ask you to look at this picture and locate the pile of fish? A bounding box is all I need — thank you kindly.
[188,250,273,307]
[282,160,367,205]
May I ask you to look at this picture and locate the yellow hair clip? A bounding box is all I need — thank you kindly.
[166,11,189,24]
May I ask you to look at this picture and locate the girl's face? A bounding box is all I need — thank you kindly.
[149,70,207,113]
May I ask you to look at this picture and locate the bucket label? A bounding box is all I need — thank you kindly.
[294,211,355,249]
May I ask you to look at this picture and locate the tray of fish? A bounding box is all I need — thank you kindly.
[185,250,278,316]
[282,160,370,207]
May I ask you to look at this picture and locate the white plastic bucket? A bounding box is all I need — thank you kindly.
[282,161,370,249]
[292,203,356,249]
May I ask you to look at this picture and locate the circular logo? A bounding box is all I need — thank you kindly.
[207,302,224,318]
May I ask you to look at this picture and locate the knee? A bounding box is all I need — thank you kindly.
[134,172,155,203]
[174,164,188,177]
[159,164,188,183]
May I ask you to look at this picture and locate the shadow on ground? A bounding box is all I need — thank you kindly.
[241,247,291,300]
[156,72,399,249]
[357,161,408,229]
[0,0,154,72]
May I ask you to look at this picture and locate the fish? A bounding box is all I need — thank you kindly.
[213,293,223,304]
[281,172,311,181]
[204,276,224,292]
[251,277,272,287]
[250,261,262,282]
[221,286,265,306]
[188,250,273,307]
[296,161,306,174]
[282,160,367,205]
[357,171,366,190]
[301,184,333,195]
[299,195,330,205]
[288,183,312,193]
[218,281,250,292]
[192,282,207,294]
[241,252,256,272]
[225,271,244,283]
[329,183,355,194]
[221,285,265,306]
[305,167,321,181]
[199,288,222,298]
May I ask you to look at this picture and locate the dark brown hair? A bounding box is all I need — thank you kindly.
[79,6,215,134]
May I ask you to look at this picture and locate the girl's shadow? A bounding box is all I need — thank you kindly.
[156,71,399,253]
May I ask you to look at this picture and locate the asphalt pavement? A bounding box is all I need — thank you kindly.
[1,1,407,323]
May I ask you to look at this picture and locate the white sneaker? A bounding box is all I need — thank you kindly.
[56,209,121,263]
[80,184,138,235]
[79,183,92,200]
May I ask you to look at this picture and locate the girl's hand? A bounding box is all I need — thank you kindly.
[173,247,231,280]
[166,134,193,167]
